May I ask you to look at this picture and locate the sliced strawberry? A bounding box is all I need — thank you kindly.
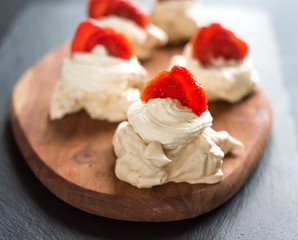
[88,0,110,19]
[71,20,99,54]
[141,65,208,117]
[71,19,133,60]
[88,0,149,29]
[191,23,248,65]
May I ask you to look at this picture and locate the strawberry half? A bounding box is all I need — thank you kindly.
[88,0,149,29]
[71,19,133,60]
[88,0,109,19]
[191,23,248,65]
[141,65,208,117]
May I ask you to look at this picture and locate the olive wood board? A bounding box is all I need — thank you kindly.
[10,44,272,222]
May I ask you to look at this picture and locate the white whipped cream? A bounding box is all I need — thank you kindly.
[128,98,212,149]
[62,46,145,93]
[150,0,208,43]
[113,98,243,188]
[170,44,259,103]
[96,16,168,60]
[50,46,147,121]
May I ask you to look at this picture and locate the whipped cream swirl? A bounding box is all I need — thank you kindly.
[127,98,212,149]
[62,46,145,93]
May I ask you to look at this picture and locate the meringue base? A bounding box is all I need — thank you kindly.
[133,24,169,60]
[113,122,242,188]
[50,80,140,122]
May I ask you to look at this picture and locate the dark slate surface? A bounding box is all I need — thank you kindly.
[0,1,298,239]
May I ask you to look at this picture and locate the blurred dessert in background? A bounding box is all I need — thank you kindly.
[150,0,208,43]
[88,0,168,60]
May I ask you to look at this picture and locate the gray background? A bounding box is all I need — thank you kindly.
[1,0,298,239]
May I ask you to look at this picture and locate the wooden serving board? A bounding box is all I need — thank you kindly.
[10,44,272,222]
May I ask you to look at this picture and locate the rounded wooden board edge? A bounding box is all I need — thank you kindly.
[9,44,272,222]
[10,106,120,219]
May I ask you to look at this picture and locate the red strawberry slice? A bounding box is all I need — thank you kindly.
[88,0,109,19]
[141,65,208,117]
[71,19,133,60]
[191,23,248,65]
[88,0,149,29]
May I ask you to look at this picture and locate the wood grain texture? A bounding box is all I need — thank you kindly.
[10,44,272,222]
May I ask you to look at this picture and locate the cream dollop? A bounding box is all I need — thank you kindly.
[150,0,207,43]
[128,98,212,149]
[96,16,168,60]
[50,46,147,121]
[170,44,259,103]
[62,46,145,93]
[113,98,243,188]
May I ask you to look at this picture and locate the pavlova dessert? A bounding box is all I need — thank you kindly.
[113,65,242,188]
[171,23,259,103]
[50,19,146,122]
[88,0,168,60]
[150,0,208,43]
